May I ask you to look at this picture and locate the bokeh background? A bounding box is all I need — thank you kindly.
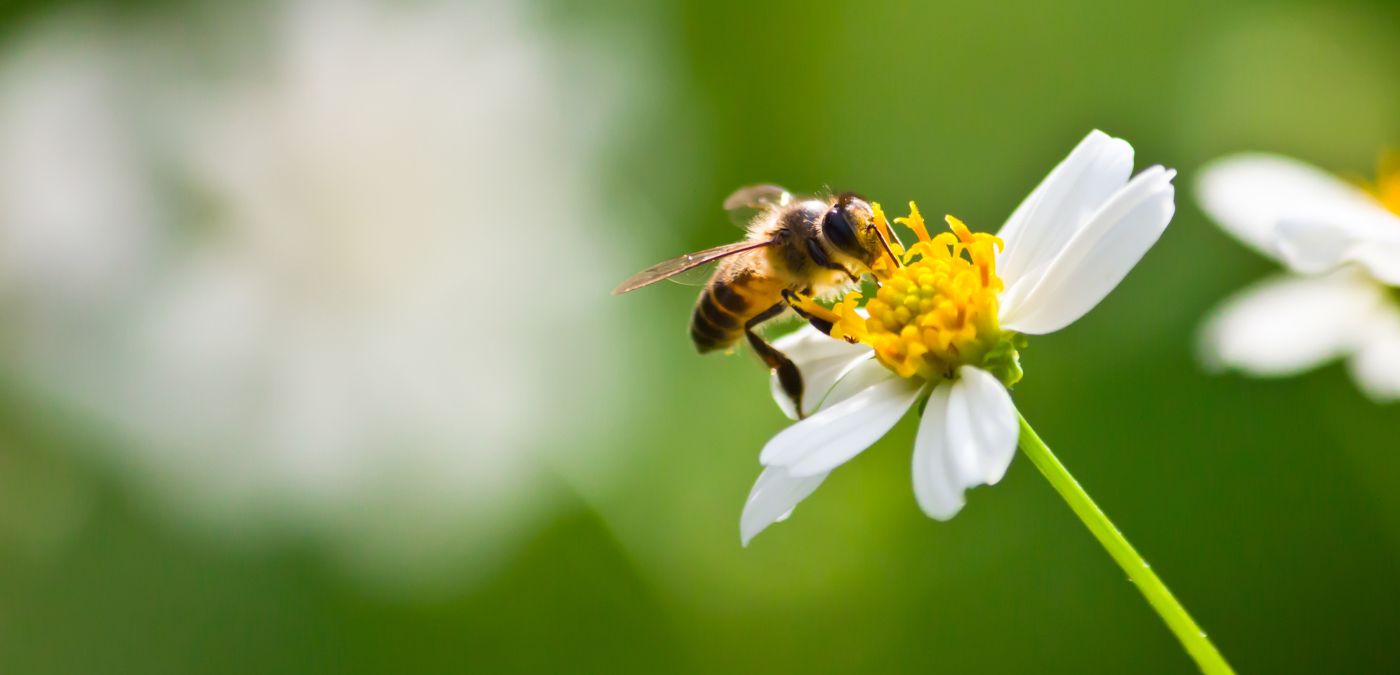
[0,0,1396,672]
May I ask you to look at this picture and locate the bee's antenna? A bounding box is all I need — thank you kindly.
[869,224,902,268]
[884,220,906,250]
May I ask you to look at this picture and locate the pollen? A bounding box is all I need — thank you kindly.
[829,203,1009,380]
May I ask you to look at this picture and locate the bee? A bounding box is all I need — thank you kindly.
[613,184,899,417]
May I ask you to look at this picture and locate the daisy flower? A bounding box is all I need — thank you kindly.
[742,130,1177,543]
[735,131,1233,673]
[1197,152,1400,400]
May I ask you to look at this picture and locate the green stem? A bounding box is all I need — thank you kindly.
[1017,413,1234,675]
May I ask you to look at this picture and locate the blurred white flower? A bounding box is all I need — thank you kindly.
[744,131,1176,544]
[0,0,641,588]
[0,20,157,344]
[1198,153,1400,401]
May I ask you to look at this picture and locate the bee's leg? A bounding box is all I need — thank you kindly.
[747,301,805,419]
[805,239,860,283]
[781,289,834,336]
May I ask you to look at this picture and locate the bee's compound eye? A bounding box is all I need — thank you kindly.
[823,206,862,258]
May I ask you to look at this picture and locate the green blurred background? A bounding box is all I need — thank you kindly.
[0,0,1397,673]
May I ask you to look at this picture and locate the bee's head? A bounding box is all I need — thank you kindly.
[822,193,881,264]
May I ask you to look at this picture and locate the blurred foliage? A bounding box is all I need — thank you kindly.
[1,0,1399,673]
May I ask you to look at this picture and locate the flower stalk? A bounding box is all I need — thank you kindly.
[1016,413,1234,675]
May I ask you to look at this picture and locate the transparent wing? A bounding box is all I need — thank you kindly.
[665,259,726,287]
[724,184,793,228]
[612,239,772,295]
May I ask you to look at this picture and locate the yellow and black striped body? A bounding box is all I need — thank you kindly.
[690,262,786,353]
[688,196,875,353]
[615,186,887,416]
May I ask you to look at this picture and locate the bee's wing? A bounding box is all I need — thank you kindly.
[664,259,728,287]
[724,184,793,228]
[612,239,773,295]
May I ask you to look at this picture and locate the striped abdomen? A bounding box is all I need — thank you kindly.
[690,269,783,353]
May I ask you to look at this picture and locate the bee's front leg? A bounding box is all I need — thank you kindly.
[747,301,805,418]
[782,289,834,336]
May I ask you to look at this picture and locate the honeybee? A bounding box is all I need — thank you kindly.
[613,184,898,417]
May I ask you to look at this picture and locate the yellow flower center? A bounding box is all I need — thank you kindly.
[801,203,1023,384]
[1370,151,1400,216]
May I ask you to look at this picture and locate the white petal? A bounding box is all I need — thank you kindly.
[911,384,961,519]
[770,377,802,421]
[817,356,895,410]
[1198,271,1382,376]
[1196,153,1400,261]
[997,130,1134,293]
[911,370,1020,521]
[1347,308,1400,402]
[769,326,874,420]
[1000,167,1176,334]
[760,373,922,476]
[946,366,1020,485]
[739,465,829,545]
[1275,217,1400,285]
[771,324,869,363]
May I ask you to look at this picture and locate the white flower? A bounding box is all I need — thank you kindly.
[0,0,646,587]
[1197,153,1400,401]
[742,130,1177,544]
